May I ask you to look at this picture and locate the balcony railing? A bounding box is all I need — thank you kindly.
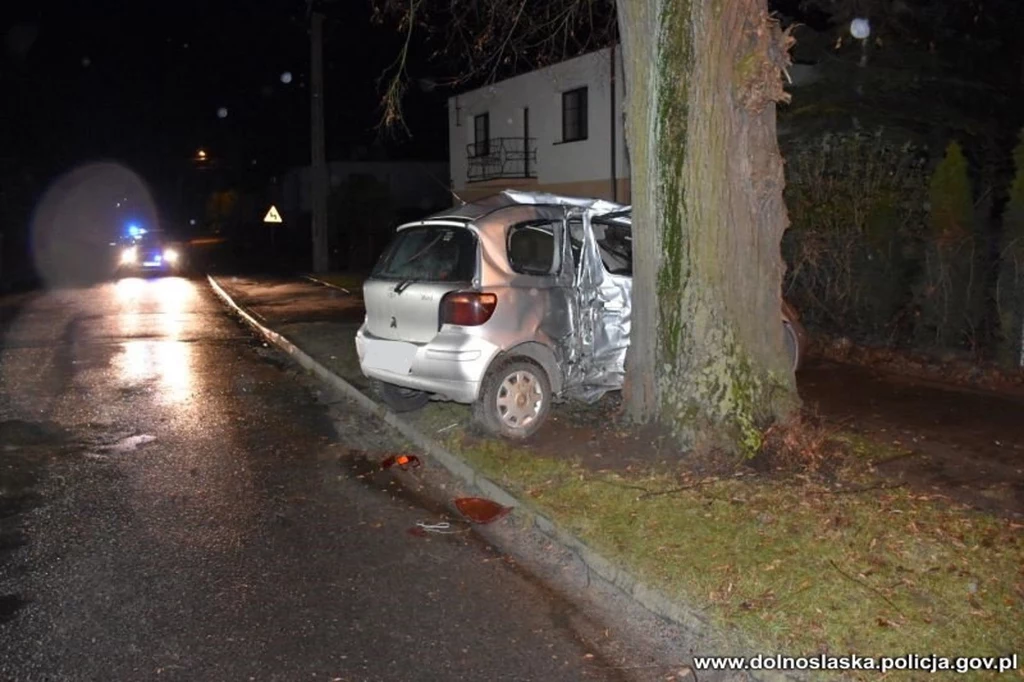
[466,137,538,183]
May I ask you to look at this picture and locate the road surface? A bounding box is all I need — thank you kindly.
[0,276,635,681]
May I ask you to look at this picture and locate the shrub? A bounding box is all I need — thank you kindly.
[913,141,984,351]
[783,130,927,345]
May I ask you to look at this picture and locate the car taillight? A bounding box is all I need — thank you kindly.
[440,292,497,327]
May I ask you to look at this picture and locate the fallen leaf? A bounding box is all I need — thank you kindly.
[455,497,512,524]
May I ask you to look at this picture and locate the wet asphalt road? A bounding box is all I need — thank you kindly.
[0,277,626,682]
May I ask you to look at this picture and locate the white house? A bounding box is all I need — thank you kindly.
[446,43,827,207]
[448,46,630,205]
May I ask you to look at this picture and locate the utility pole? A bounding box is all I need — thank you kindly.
[309,4,329,273]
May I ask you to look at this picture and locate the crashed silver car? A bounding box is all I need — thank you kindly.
[355,190,805,439]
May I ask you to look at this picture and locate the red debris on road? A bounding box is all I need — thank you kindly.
[381,454,421,471]
[454,497,511,524]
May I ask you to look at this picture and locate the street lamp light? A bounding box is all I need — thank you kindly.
[196,148,208,161]
[850,18,871,40]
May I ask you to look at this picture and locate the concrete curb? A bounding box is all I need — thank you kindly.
[302,274,352,296]
[207,274,798,681]
[207,275,493,495]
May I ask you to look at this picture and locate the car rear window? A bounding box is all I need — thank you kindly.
[372,225,476,282]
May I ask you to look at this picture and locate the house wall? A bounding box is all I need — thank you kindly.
[448,47,630,205]
[446,47,824,207]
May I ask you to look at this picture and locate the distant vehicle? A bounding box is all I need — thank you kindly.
[116,229,183,276]
[355,191,807,439]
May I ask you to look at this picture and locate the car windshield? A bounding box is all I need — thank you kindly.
[372,225,477,282]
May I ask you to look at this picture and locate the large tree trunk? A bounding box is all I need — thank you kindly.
[618,0,798,456]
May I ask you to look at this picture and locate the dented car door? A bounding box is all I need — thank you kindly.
[561,209,632,402]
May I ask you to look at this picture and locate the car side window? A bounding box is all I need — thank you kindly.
[507,221,560,276]
[592,222,632,276]
[567,217,632,276]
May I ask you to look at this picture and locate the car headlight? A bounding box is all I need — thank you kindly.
[163,248,179,264]
[120,247,137,264]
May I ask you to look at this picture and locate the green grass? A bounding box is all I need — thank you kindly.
[430,423,1023,680]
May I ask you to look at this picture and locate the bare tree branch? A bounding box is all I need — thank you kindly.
[373,0,617,129]
[376,0,420,134]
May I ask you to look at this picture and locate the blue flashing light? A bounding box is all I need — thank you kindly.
[128,224,141,237]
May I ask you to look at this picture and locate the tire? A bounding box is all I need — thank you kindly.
[473,358,552,440]
[373,380,431,413]
[783,320,800,373]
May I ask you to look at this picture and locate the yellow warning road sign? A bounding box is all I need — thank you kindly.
[263,205,283,223]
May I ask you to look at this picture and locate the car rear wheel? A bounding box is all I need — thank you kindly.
[373,380,431,413]
[474,359,551,440]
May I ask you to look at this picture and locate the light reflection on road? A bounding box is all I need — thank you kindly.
[119,339,192,404]
[110,276,257,551]
[115,277,196,405]
[2,276,258,550]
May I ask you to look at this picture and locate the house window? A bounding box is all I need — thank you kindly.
[561,87,588,142]
[473,113,490,157]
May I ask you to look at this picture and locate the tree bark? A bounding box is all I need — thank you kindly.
[619,0,798,456]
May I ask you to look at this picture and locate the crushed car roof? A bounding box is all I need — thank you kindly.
[427,190,631,223]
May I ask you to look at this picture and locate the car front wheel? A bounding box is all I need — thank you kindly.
[474,359,551,440]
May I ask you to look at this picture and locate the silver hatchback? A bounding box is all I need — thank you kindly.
[355,190,804,439]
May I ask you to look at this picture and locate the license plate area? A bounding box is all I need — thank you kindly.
[364,340,418,375]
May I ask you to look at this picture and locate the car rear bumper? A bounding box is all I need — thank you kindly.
[355,324,499,403]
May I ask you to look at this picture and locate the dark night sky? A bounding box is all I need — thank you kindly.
[1,0,447,221]
[4,0,1021,233]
